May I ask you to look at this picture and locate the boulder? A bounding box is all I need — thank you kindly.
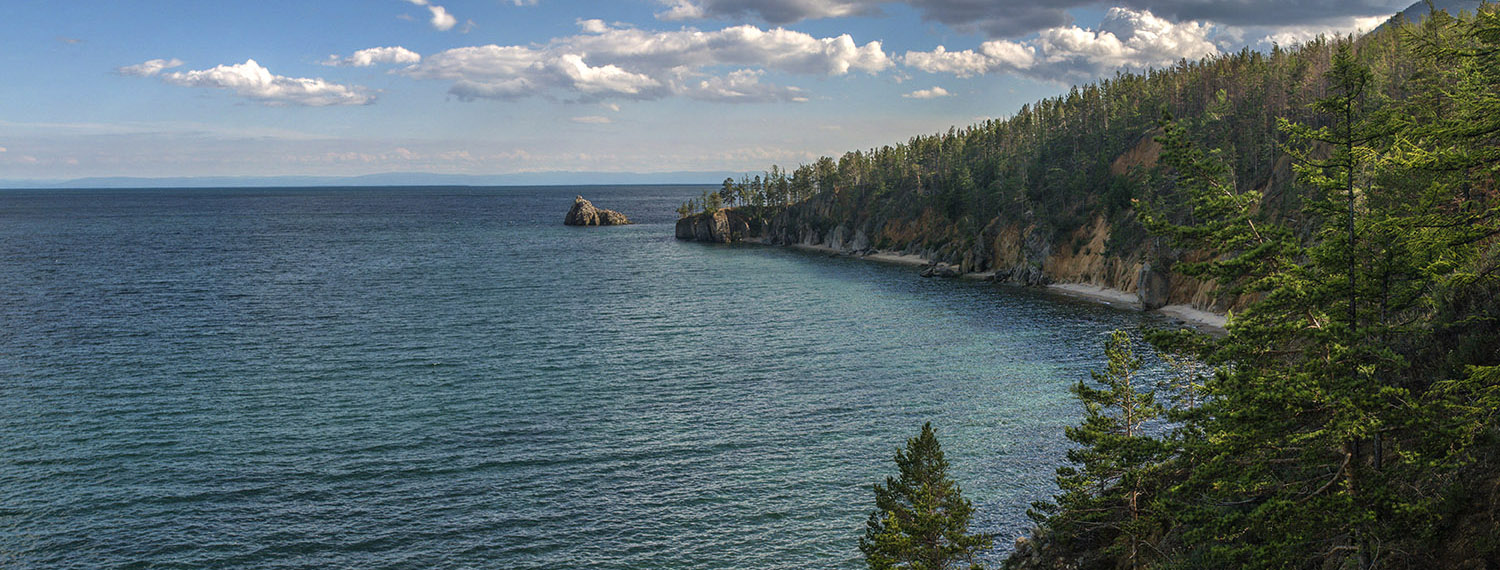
[564,196,631,226]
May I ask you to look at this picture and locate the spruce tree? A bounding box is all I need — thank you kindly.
[860,422,992,570]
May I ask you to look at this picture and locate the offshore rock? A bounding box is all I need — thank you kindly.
[564,196,631,226]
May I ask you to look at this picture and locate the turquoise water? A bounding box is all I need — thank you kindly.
[0,186,1164,569]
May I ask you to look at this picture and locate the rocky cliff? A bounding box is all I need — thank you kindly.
[564,196,631,226]
[673,134,1260,316]
[673,209,763,243]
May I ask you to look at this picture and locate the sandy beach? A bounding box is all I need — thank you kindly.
[783,243,1230,333]
[1046,283,1228,333]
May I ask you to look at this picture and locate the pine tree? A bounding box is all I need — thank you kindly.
[1029,330,1166,569]
[1139,27,1500,567]
[860,422,993,570]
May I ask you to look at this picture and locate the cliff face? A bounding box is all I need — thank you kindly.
[675,135,1243,314]
[673,209,761,242]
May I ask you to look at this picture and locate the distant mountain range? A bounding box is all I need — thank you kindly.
[0,171,743,190]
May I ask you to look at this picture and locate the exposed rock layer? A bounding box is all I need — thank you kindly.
[564,196,631,226]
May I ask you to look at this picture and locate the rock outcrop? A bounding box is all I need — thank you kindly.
[670,133,1268,316]
[674,209,756,243]
[564,196,631,226]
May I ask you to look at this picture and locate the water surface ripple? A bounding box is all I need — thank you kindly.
[0,186,1163,569]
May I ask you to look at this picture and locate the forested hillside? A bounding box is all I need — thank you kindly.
[678,3,1486,315]
[682,4,1500,569]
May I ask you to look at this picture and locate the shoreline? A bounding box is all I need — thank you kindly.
[774,242,1230,334]
[1045,283,1227,335]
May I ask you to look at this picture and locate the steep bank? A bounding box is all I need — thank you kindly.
[673,189,1232,332]
[673,127,1252,324]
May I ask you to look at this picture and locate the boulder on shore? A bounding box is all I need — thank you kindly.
[564,196,631,226]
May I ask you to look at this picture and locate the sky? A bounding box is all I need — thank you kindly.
[0,0,1407,182]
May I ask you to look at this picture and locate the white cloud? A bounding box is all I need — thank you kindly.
[405,23,888,102]
[427,5,457,30]
[903,86,950,99]
[684,69,808,103]
[651,0,1404,39]
[404,0,457,31]
[904,8,1218,82]
[512,0,539,5]
[325,46,422,67]
[571,116,613,124]
[117,58,185,77]
[1248,14,1388,48]
[549,54,661,96]
[902,42,1034,78]
[577,18,611,34]
[127,59,375,106]
[656,0,706,20]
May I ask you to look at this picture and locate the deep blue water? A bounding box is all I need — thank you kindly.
[0,186,1166,569]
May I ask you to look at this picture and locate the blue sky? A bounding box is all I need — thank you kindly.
[0,0,1407,181]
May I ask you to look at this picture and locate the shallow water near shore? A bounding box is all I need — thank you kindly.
[0,185,1170,569]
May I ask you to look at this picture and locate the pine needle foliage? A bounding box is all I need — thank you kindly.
[861,423,994,570]
[1030,330,1168,569]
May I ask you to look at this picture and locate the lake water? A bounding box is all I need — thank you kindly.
[0,186,1168,569]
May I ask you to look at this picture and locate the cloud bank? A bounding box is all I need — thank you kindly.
[903,8,1218,82]
[403,20,888,102]
[654,0,1406,38]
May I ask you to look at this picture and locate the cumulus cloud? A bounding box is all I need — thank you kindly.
[1116,0,1405,29]
[325,46,421,67]
[653,0,1081,37]
[577,18,611,34]
[117,58,184,77]
[405,21,888,102]
[1247,14,1390,48]
[903,86,950,99]
[655,0,1407,38]
[903,8,1218,82]
[124,58,375,106]
[902,43,1035,78]
[404,0,458,31]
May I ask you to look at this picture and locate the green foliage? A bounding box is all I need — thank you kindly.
[1019,8,1500,569]
[861,422,993,570]
[1030,330,1168,569]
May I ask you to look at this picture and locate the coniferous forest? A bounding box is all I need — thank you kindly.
[691,6,1500,569]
